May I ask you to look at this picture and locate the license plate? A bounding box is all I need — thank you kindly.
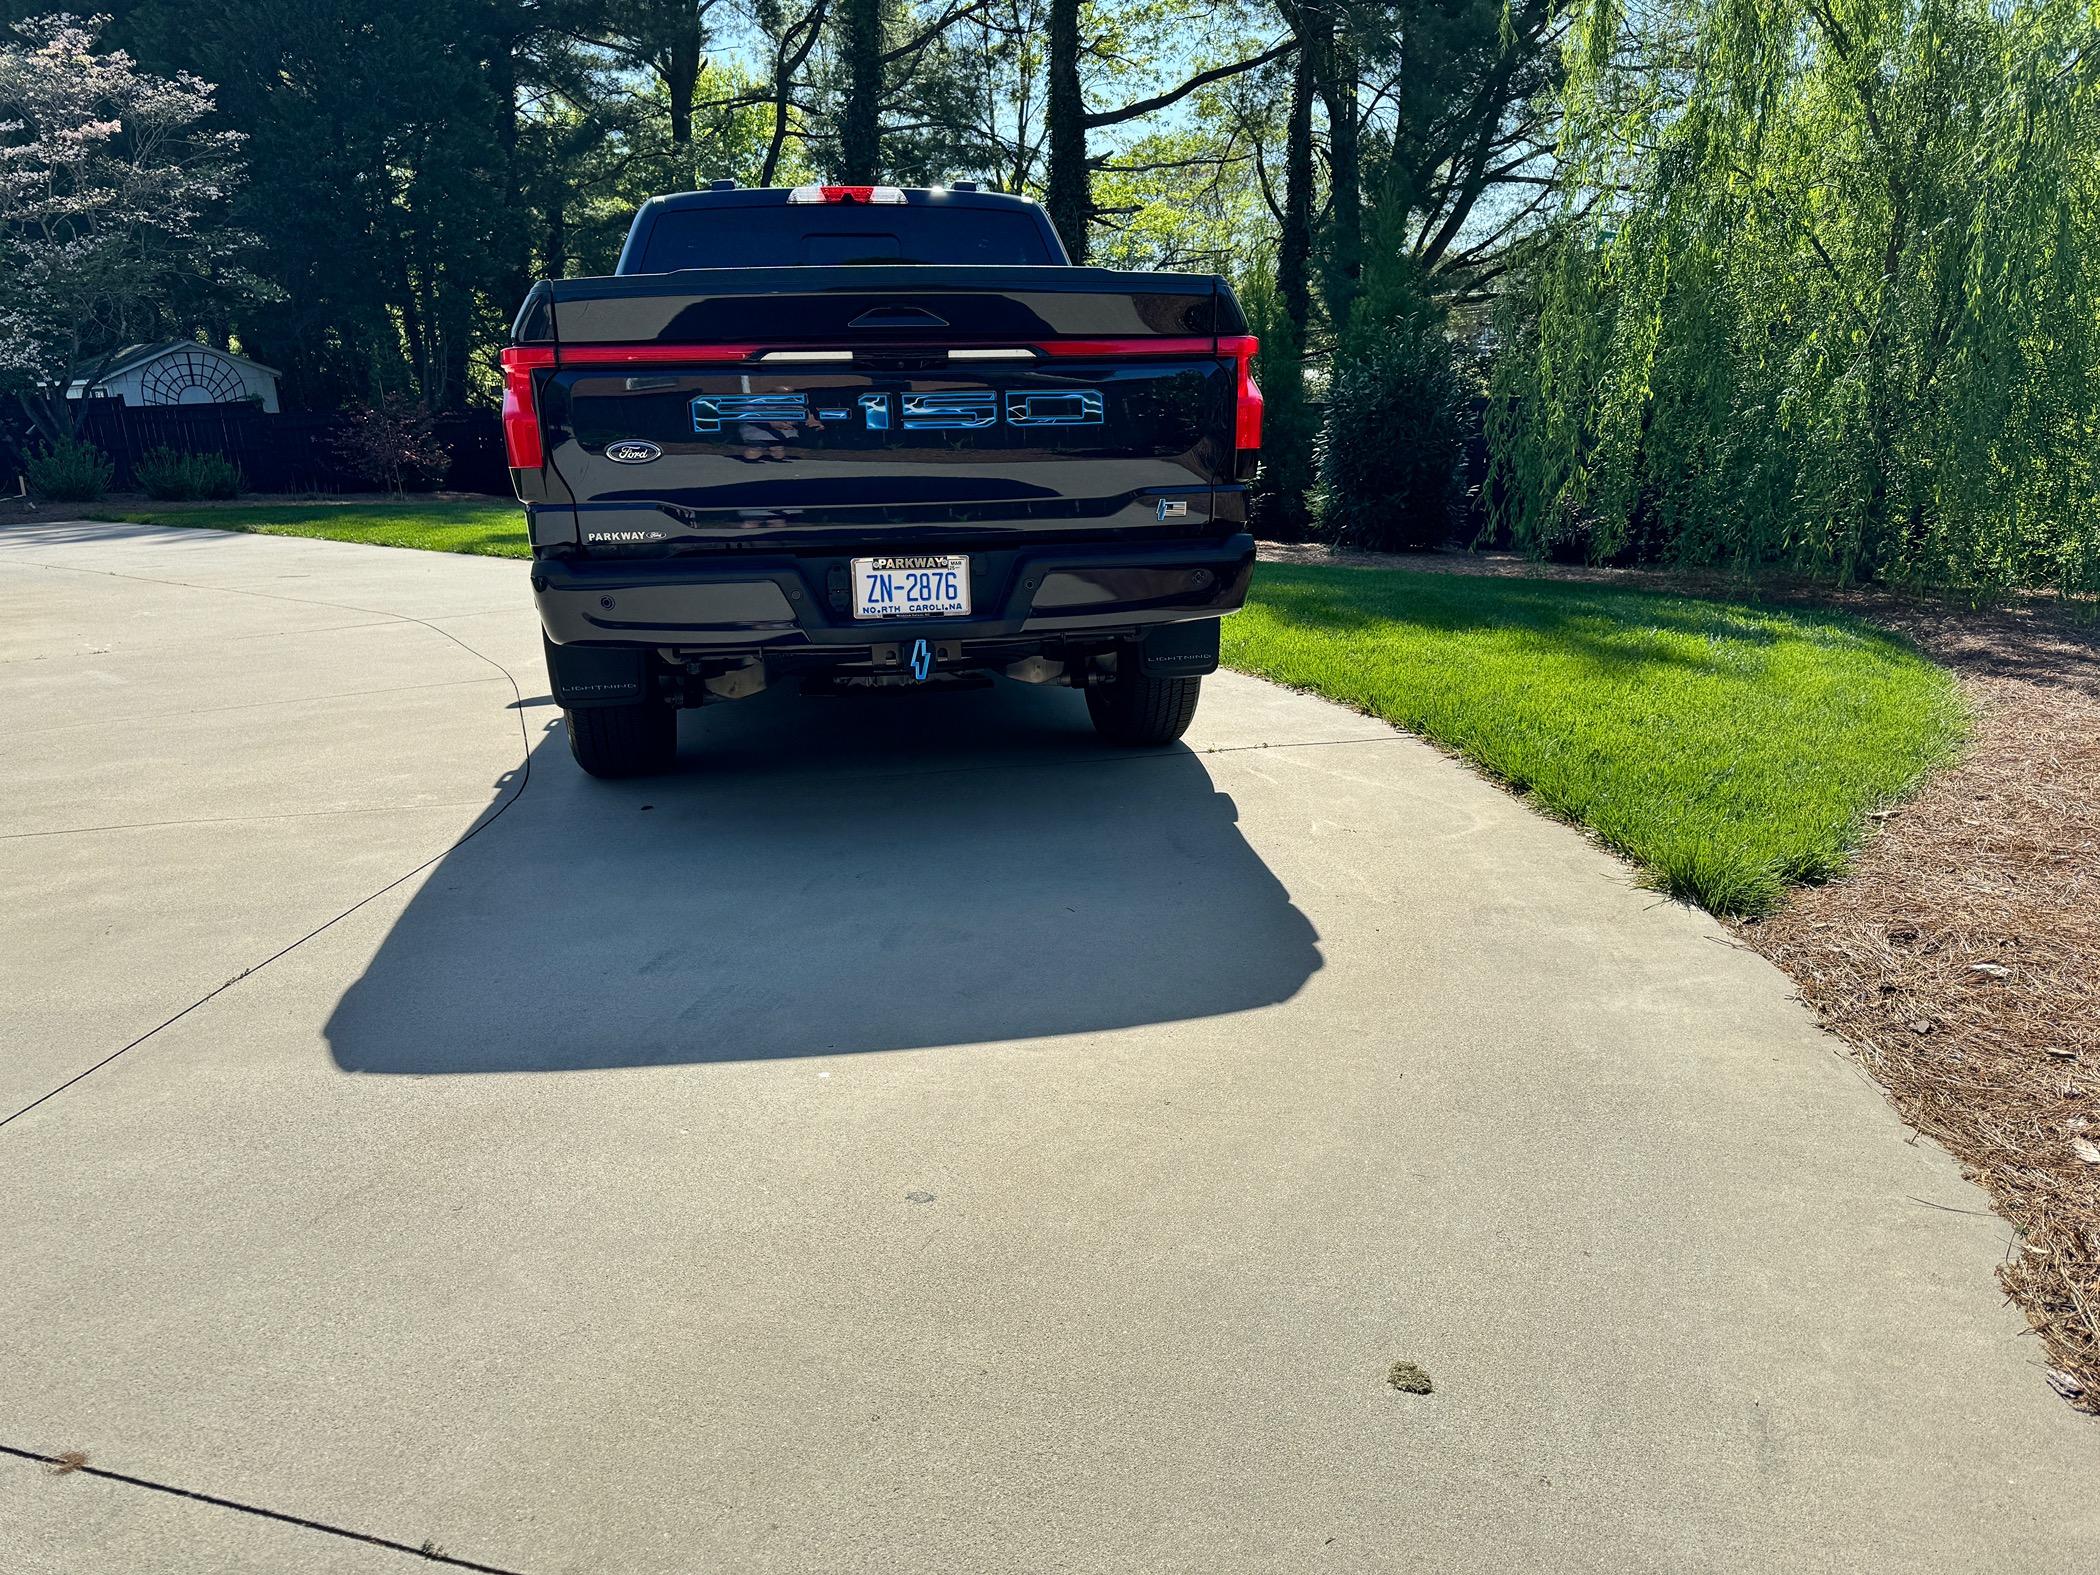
[851,554,971,619]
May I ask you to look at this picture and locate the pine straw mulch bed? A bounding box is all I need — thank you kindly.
[1254,541,2100,1412]
[1738,599,2100,1414]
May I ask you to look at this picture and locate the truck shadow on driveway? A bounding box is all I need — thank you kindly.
[324,679,1321,1071]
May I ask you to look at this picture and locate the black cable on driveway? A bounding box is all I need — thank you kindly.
[0,1444,528,1573]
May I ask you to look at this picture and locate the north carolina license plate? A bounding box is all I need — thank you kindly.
[851,554,971,619]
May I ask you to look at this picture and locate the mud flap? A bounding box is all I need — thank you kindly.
[543,636,651,707]
[1139,618,1220,677]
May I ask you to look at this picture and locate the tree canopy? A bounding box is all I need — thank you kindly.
[0,0,1552,408]
[4,0,2093,590]
[0,13,250,437]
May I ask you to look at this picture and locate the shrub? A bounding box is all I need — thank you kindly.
[134,446,243,501]
[324,397,450,494]
[1317,295,1464,553]
[25,438,115,502]
[1239,268,1319,540]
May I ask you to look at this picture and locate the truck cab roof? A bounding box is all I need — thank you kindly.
[616,185,1072,274]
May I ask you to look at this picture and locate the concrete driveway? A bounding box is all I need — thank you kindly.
[2,520,2094,1574]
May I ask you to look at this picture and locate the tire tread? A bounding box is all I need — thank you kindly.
[1086,668,1202,746]
[566,700,676,777]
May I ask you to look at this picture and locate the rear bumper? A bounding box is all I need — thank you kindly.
[530,533,1255,651]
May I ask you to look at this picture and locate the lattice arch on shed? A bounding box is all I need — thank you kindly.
[139,349,247,406]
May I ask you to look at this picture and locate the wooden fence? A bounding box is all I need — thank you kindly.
[66,403,509,496]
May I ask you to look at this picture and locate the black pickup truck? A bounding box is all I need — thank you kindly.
[503,181,1262,777]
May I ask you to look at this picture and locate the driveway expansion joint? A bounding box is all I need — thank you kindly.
[15,675,511,740]
[0,798,506,842]
[8,553,515,630]
[0,613,536,1130]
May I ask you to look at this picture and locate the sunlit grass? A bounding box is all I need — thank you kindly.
[90,499,530,557]
[1229,565,1965,915]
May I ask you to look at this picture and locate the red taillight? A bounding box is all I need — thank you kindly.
[1219,334,1263,453]
[1036,338,1217,357]
[499,346,554,470]
[555,344,761,365]
[1036,335,1263,453]
[501,343,770,471]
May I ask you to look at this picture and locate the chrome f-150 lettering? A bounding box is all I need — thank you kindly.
[900,391,998,430]
[690,392,807,432]
[689,387,1105,436]
[1006,390,1103,427]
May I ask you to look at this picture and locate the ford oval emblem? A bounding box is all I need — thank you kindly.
[604,439,662,464]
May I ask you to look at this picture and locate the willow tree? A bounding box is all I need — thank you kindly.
[1489,0,2100,590]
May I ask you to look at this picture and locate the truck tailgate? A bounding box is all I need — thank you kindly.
[507,267,1258,552]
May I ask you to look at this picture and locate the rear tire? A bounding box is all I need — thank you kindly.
[1085,667,1202,746]
[565,698,677,778]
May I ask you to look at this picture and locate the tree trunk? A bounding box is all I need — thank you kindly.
[761,49,794,184]
[440,289,472,412]
[394,248,431,405]
[19,389,72,447]
[487,24,532,308]
[666,26,701,147]
[1043,0,1089,261]
[1309,5,1361,328]
[1277,41,1315,337]
[488,34,517,167]
[545,189,568,280]
[838,0,884,182]
[760,0,828,186]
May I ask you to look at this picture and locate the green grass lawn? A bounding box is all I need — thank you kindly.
[1229,566,1964,915]
[91,500,1963,915]
[88,499,530,557]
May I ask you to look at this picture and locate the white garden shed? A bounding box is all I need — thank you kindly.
[66,341,281,412]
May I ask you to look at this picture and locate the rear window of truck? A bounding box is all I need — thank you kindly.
[637,206,1058,270]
